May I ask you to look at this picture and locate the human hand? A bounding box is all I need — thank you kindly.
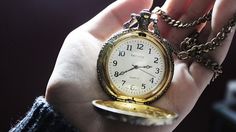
[45,0,236,132]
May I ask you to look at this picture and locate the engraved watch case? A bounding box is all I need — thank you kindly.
[92,9,178,126]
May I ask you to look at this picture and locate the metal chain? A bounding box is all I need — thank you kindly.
[178,17,236,58]
[152,7,212,28]
[152,7,236,81]
[178,16,236,81]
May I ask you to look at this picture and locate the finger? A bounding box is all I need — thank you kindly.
[209,0,236,63]
[79,0,153,41]
[157,0,191,37]
[165,0,214,45]
[190,0,236,88]
[198,21,212,43]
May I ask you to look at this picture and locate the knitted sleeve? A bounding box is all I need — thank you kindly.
[10,96,78,132]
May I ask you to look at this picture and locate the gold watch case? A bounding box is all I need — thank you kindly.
[93,29,177,126]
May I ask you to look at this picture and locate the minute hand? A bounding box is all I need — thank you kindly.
[139,69,156,78]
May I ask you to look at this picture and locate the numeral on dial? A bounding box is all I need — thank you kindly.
[155,68,160,74]
[113,60,117,66]
[130,85,135,90]
[114,71,119,77]
[149,48,152,54]
[118,51,125,56]
[122,80,126,86]
[154,57,159,63]
[150,78,154,83]
[126,45,132,51]
[141,83,146,89]
[137,44,144,50]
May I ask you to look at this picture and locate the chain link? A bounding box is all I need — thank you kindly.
[183,18,236,56]
[152,7,212,28]
[152,7,236,81]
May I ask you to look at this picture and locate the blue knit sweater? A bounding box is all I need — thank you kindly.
[10,97,78,132]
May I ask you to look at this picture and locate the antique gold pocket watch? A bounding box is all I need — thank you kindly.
[92,9,178,126]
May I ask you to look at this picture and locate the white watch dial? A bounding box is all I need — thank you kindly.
[108,37,165,97]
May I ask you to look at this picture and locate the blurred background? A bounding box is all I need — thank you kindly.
[1,0,236,131]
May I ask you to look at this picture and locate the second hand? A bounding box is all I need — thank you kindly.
[139,69,156,78]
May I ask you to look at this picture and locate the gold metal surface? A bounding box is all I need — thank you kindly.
[97,29,174,103]
[92,100,178,126]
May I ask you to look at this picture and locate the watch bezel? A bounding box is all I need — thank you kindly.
[97,29,174,104]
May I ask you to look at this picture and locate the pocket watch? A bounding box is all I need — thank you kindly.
[92,9,178,126]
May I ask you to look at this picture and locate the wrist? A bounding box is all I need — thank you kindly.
[10,96,78,132]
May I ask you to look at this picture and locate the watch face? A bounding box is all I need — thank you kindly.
[108,37,165,97]
[97,30,173,103]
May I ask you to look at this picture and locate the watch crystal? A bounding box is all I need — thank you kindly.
[108,37,165,97]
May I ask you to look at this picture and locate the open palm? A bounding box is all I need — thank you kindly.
[45,0,236,131]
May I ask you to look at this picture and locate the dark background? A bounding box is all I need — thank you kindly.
[1,0,235,131]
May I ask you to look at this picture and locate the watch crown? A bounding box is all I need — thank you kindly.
[139,9,151,31]
[123,9,160,35]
